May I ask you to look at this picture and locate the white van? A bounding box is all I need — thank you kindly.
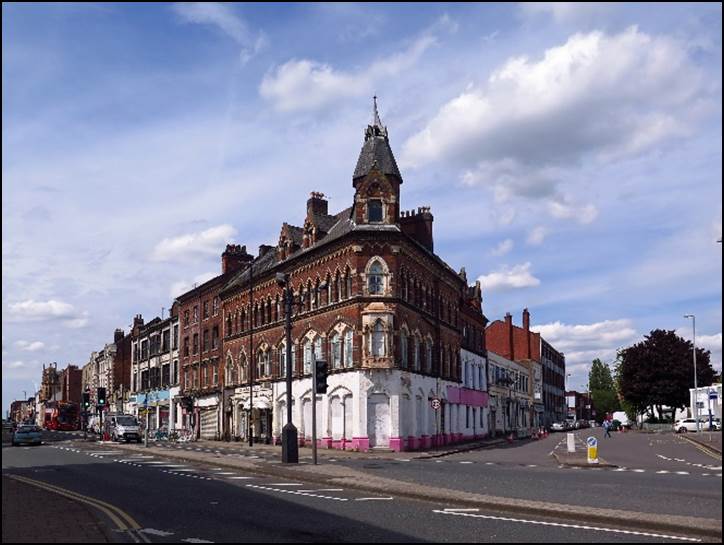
[108,414,142,443]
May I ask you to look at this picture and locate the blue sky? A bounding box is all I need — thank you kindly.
[3,3,722,415]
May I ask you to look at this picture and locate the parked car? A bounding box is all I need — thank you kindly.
[12,424,43,446]
[551,422,566,432]
[108,414,142,443]
[576,420,590,429]
[674,418,707,433]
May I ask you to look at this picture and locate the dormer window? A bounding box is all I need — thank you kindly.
[368,199,383,222]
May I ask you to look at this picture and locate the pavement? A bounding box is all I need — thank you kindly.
[2,474,112,543]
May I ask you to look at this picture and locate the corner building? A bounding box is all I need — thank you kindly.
[219,103,488,451]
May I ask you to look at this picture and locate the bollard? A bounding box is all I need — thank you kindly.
[587,436,599,464]
[566,432,576,453]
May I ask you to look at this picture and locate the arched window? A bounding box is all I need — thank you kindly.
[368,260,385,295]
[257,350,267,378]
[279,343,287,378]
[225,315,232,337]
[425,340,432,373]
[341,272,348,300]
[334,272,340,303]
[226,355,234,385]
[303,338,313,374]
[326,274,333,304]
[344,330,354,367]
[371,320,386,357]
[400,329,408,368]
[331,333,342,369]
[368,199,383,222]
[346,270,352,298]
[413,336,420,371]
[239,353,247,383]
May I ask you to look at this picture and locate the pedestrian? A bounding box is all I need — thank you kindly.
[603,419,612,438]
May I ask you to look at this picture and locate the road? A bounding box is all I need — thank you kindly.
[2,430,720,543]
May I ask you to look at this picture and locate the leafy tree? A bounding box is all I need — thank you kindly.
[588,359,619,421]
[616,329,716,420]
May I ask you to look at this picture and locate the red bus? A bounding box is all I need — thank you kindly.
[43,401,80,431]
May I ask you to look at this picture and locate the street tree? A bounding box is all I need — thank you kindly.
[588,358,619,421]
[616,329,716,421]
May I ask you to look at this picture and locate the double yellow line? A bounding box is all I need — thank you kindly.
[9,474,148,542]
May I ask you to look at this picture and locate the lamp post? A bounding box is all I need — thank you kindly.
[684,314,699,432]
[277,272,299,464]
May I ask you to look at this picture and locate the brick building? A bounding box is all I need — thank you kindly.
[213,100,489,451]
[60,365,82,406]
[485,309,566,428]
[176,248,251,439]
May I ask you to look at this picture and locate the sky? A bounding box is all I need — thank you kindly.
[2,2,722,416]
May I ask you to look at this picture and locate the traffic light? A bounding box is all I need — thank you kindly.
[97,387,106,407]
[315,359,328,394]
[82,392,91,409]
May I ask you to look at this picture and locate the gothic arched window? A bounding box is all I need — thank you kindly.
[371,320,386,357]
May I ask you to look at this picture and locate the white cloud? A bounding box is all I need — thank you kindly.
[172,3,267,64]
[401,27,710,199]
[533,319,640,370]
[260,34,436,112]
[527,226,548,246]
[14,340,45,352]
[151,224,237,263]
[518,3,614,24]
[3,360,26,369]
[170,271,218,299]
[477,262,540,292]
[8,299,89,329]
[548,199,599,224]
[676,330,722,371]
[490,238,514,256]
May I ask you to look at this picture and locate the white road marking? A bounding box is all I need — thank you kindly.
[675,471,689,475]
[212,472,237,475]
[298,488,344,493]
[459,461,474,464]
[226,476,254,480]
[355,497,394,501]
[432,510,701,542]
[443,508,480,512]
[140,528,175,537]
[657,470,670,474]
[268,483,304,487]
[182,539,214,543]
[246,484,348,501]
[631,469,645,473]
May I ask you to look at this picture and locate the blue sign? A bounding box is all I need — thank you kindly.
[587,436,598,447]
[709,390,718,400]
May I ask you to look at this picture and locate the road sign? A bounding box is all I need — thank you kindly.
[430,398,441,411]
[709,390,718,400]
[587,436,598,464]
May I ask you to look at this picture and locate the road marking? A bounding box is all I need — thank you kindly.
[355,497,394,501]
[269,483,304,487]
[631,469,645,473]
[9,474,145,538]
[181,539,214,543]
[212,472,237,475]
[657,470,670,474]
[246,483,348,502]
[298,488,344,492]
[432,510,701,542]
[675,471,689,475]
[443,508,480,512]
[459,461,474,464]
[140,528,175,537]
[226,476,254,480]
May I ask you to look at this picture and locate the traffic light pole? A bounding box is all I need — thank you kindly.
[312,353,318,466]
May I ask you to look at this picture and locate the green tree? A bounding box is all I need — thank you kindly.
[588,358,619,421]
[616,329,716,421]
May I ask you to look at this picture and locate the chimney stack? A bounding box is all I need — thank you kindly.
[523,308,531,359]
[114,328,124,344]
[505,312,514,360]
[307,192,328,217]
[222,244,253,274]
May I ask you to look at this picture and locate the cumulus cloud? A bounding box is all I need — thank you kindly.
[3,360,26,369]
[169,271,218,299]
[478,262,540,292]
[151,224,237,263]
[677,330,722,371]
[172,2,267,64]
[401,27,711,218]
[490,238,514,256]
[15,340,45,352]
[260,34,436,112]
[8,299,89,328]
[527,226,548,246]
[533,319,640,369]
[548,198,599,224]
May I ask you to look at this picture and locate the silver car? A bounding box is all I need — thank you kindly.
[12,425,43,446]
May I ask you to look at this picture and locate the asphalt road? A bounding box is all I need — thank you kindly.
[1,431,718,543]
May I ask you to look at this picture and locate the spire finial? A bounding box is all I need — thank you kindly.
[372,95,382,128]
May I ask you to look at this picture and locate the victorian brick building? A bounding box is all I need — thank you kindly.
[486,309,566,427]
[212,100,489,451]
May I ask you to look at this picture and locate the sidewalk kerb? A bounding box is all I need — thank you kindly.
[104,442,720,540]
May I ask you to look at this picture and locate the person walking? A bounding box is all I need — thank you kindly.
[603,419,612,438]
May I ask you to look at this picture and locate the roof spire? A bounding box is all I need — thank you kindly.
[372,95,383,128]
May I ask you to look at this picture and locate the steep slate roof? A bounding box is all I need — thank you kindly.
[352,98,401,181]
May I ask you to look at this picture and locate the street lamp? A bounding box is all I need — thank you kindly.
[684,314,699,433]
[277,272,299,464]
